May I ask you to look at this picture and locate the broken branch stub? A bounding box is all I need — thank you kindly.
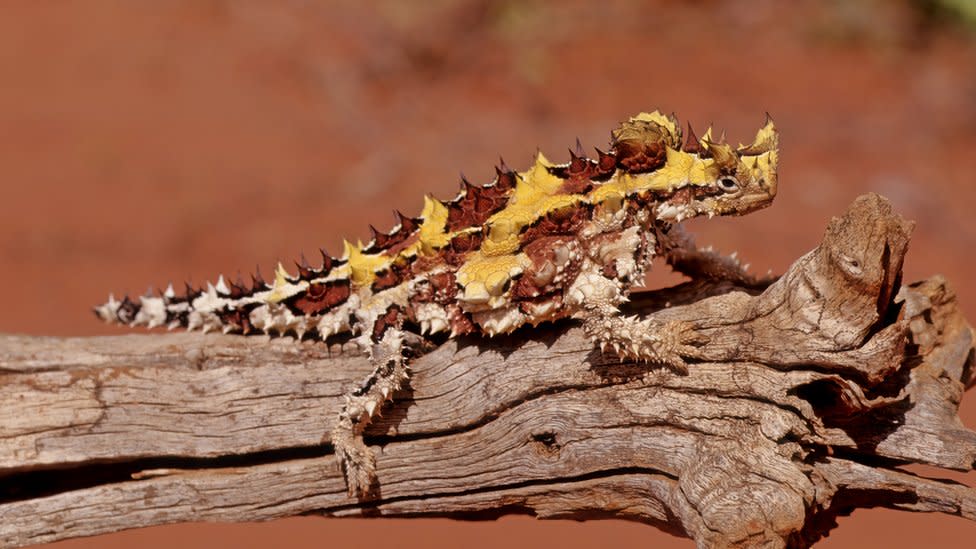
[0,193,973,549]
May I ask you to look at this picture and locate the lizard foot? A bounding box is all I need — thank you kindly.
[331,398,378,498]
[585,311,708,374]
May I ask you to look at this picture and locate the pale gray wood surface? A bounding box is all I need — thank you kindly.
[1,194,973,548]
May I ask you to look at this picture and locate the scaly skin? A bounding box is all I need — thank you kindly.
[95,111,780,498]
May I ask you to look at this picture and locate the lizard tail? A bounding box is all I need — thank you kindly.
[93,273,265,334]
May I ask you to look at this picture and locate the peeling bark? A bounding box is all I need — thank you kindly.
[0,193,973,548]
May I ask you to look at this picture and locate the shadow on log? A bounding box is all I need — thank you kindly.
[0,193,974,548]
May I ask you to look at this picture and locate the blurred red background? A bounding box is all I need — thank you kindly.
[1,1,974,547]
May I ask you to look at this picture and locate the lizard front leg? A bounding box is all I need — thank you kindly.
[567,271,707,374]
[331,311,410,498]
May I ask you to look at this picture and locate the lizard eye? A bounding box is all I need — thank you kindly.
[717,176,739,193]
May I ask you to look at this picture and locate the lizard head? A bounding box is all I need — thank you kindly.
[608,112,778,223]
[687,116,779,218]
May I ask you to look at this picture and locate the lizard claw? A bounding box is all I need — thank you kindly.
[671,320,709,354]
[657,320,708,374]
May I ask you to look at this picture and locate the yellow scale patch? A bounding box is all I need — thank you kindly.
[329,195,451,289]
[343,240,393,286]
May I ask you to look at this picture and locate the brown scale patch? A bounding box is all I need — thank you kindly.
[494,163,518,193]
[117,296,140,324]
[448,306,476,336]
[511,275,543,300]
[547,149,597,195]
[442,230,484,267]
[371,305,403,342]
[642,182,722,211]
[250,270,268,292]
[611,118,677,174]
[384,230,420,257]
[627,189,657,209]
[512,236,580,299]
[405,270,456,308]
[614,138,667,174]
[371,260,410,292]
[371,268,399,292]
[216,303,259,334]
[409,253,446,275]
[363,212,421,254]
[519,203,590,246]
[429,271,458,303]
[166,308,189,328]
[228,275,249,299]
[593,148,617,181]
[446,177,511,232]
[294,253,316,281]
[641,186,694,209]
[283,279,351,316]
[318,250,336,274]
[286,250,339,283]
[558,176,594,195]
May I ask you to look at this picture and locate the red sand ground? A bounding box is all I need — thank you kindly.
[1,1,974,547]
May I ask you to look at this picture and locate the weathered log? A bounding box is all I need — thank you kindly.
[0,193,973,548]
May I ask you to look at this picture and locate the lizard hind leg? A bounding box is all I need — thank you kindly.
[331,311,411,498]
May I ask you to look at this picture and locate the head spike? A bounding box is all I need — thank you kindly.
[737,114,779,155]
[698,126,715,158]
[568,146,587,174]
[700,126,714,144]
[534,149,553,167]
[682,122,702,154]
[707,141,738,171]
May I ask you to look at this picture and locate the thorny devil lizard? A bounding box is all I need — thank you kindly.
[95,111,779,498]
